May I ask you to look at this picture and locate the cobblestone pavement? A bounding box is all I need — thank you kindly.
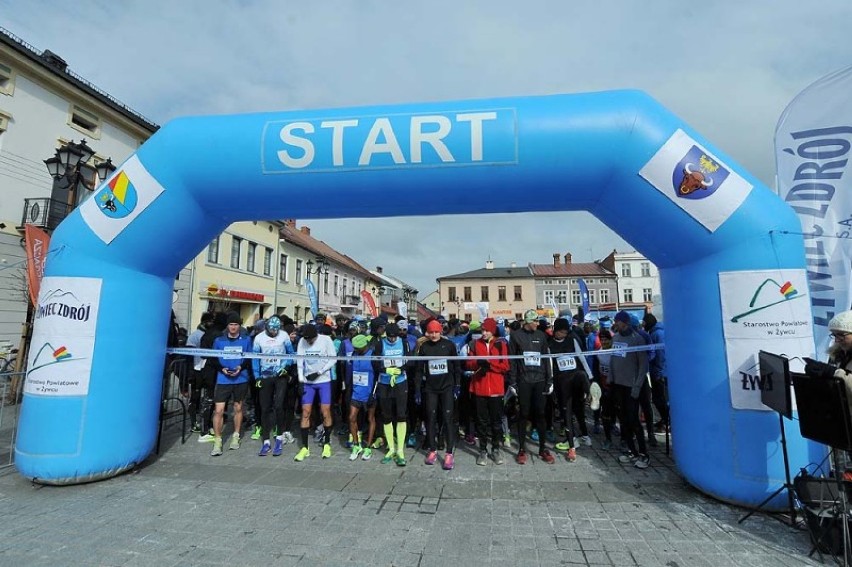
[0,423,828,567]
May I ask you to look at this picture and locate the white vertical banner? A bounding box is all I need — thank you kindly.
[775,65,852,356]
[25,276,102,397]
[719,270,814,411]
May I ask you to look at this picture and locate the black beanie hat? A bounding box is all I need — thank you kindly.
[553,318,570,332]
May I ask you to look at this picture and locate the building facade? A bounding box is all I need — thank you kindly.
[436,261,535,322]
[0,27,157,344]
[600,249,662,316]
[529,252,618,318]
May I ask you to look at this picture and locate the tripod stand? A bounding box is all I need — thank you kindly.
[738,411,797,526]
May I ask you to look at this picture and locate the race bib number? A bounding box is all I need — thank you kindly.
[384,358,403,368]
[353,371,369,387]
[429,359,448,375]
[523,351,541,367]
[611,342,628,358]
[556,356,577,371]
[223,345,243,360]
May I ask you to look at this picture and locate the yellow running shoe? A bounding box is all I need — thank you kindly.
[322,444,332,459]
[294,447,310,462]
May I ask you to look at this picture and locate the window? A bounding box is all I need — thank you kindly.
[623,288,633,303]
[334,275,339,296]
[351,280,357,294]
[498,286,507,301]
[621,263,632,277]
[556,290,568,304]
[463,286,472,301]
[571,289,581,305]
[0,62,15,95]
[246,242,256,272]
[207,235,220,263]
[544,290,555,304]
[68,105,101,138]
[295,259,303,284]
[448,286,457,301]
[545,279,552,285]
[0,109,10,133]
[279,254,289,282]
[513,286,522,301]
[323,272,329,294]
[600,289,610,304]
[599,279,607,284]
[643,288,653,302]
[641,262,651,277]
[263,247,272,276]
[588,289,596,304]
[343,278,348,298]
[230,237,242,269]
[558,280,567,285]
[480,286,489,301]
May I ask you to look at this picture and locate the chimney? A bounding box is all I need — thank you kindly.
[41,50,68,71]
[485,260,494,270]
[564,253,572,265]
[552,253,560,267]
[376,266,383,273]
[299,226,310,236]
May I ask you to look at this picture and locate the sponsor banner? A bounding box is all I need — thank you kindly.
[578,279,590,316]
[25,276,102,397]
[305,278,319,318]
[79,155,165,244]
[476,302,488,320]
[360,289,378,317]
[719,269,814,411]
[775,65,852,354]
[398,301,408,319]
[24,224,50,306]
[639,129,753,232]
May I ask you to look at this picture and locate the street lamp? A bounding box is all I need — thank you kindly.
[44,139,116,208]
[305,256,329,311]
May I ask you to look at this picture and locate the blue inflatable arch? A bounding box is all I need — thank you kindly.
[16,90,822,506]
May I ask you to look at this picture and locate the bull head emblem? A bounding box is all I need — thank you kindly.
[678,163,713,195]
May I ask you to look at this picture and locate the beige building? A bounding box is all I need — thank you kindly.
[436,260,535,322]
[190,221,283,328]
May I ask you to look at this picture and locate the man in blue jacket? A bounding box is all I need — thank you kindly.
[209,311,252,456]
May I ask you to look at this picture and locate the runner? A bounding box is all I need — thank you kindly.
[251,316,295,457]
[347,334,377,461]
[372,322,412,466]
[293,324,338,462]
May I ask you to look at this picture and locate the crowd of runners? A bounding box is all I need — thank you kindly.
[178,308,668,470]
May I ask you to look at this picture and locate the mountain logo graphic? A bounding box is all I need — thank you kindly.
[40,288,81,303]
[730,279,802,322]
[28,342,78,374]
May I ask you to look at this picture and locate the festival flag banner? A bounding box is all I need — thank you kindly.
[305,278,319,319]
[775,64,852,355]
[361,289,378,317]
[24,224,51,307]
[578,279,590,316]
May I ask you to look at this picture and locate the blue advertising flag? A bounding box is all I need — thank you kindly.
[578,279,590,316]
[305,278,319,318]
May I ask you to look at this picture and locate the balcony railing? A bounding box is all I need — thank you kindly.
[341,294,361,307]
[20,198,74,231]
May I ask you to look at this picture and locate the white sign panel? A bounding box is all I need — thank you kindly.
[639,129,753,232]
[79,155,165,244]
[25,277,101,397]
[719,269,815,411]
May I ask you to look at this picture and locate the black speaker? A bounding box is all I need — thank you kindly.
[795,474,852,555]
[792,373,852,452]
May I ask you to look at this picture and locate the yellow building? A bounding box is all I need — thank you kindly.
[188,221,283,328]
[436,260,536,322]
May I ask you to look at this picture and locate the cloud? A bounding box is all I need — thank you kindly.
[2,0,851,295]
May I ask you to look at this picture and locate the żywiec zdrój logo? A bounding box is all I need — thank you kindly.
[672,145,730,200]
[96,170,138,219]
[730,279,801,322]
[35,289,92,322]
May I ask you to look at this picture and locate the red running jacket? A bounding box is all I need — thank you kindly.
[466,337,510,397]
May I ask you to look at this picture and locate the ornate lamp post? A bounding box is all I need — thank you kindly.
[44,139,116,209]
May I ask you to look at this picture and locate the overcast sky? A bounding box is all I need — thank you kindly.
[2,1,851,296]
